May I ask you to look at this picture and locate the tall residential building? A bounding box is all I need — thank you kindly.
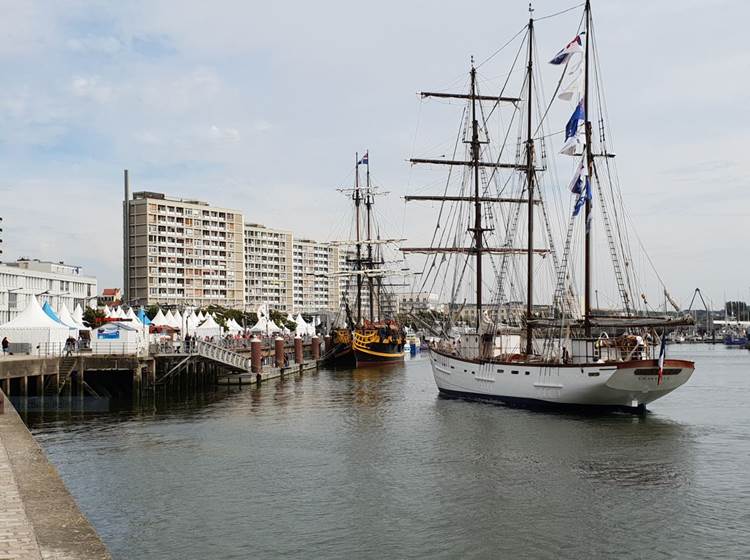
[244,223,293,312]
[126,191,245,308]
[0,258,97,324]
[292,239,341,314]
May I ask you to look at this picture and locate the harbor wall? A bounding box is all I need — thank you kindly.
[0,388,111,559]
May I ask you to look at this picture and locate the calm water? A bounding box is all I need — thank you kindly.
[20,345,750,559]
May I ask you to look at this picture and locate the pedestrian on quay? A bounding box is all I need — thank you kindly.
[184,334,192,353]
[65,336,76,357]
[2,336,9,356]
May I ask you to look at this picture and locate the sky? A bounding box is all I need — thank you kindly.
[0,0,747,309]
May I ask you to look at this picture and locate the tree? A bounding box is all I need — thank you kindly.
[82,308,106,328]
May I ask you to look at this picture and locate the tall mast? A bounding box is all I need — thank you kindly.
[365,152,374,322]
[583,0,593,337]
[524,14,535,355]
[354,152,363,325]
[470,61,483,335]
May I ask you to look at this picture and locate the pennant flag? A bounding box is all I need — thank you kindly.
[560,136,579,156]
[565,99,585,140]
[572,176,592,217]
[358,151,369,166]
[549,34,584,65]
[560,99,585,156]
[657,333,667,385]
[567,158,587,194]
[558,71,583,101]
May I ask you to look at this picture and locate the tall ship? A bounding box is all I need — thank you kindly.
[323,152,407,368]
[402,0,694,411]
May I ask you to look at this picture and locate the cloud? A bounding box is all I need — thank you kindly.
[69,76,114,104]
[66,35,123,55]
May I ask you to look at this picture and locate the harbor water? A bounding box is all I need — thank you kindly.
[21,345,750,559]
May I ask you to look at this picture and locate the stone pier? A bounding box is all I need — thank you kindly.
[0,389,111,559]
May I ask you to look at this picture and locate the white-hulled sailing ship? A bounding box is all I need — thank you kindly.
[402,0,694,412]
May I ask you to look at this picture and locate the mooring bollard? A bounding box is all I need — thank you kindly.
[250,337,262,374]
[311,336,320,361]
[294,336,303,364]
[274,337,285,368]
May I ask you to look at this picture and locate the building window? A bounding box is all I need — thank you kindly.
[8,293,18,309]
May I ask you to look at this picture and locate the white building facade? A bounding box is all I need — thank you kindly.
[0,259,97,324]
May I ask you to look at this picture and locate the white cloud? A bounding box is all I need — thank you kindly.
[69,76,114,104]
[209,125,240,143]
[66,36,123,55]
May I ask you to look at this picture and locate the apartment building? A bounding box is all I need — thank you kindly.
[244,223,293,312]
[292,239,342,314]
[0,258,97,324]
[125,192,245,308]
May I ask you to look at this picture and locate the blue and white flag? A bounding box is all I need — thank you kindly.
[358,151,369,166]
[560,99,585,156]
[567,158,587,194]
[549,34,584,65]
[572,175,592,217]
[565,99,584,140]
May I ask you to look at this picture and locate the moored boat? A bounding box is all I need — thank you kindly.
[401,0,694,411]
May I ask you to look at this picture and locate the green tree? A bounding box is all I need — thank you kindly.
[82,308,106,328]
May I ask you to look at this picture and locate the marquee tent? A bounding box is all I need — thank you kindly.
[58,304,88,331]
[194,315,222,338]
[91,322,144,354]
[0,297,71,350]
[151,309,168,327]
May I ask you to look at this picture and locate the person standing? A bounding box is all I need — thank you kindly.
[2,336,9,356]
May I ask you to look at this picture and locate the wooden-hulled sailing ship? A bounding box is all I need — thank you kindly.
[322,152,406,368]
[402,0,694,411]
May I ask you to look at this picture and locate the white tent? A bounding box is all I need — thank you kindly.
[151,309,169,327]
[174,310,184,331]
[194,315,222,338]
[186,313,200,334]
[226,318,242,334]
[0,296,71,351]
[103,304,112,317]
[91,322,144,354]
[73,304,85,326]
[249,316,282,335]
[124,307,139,324]
[58,304,88,331]
[295,314,315,336]
[164,310,175,327]
[197,311,206,322]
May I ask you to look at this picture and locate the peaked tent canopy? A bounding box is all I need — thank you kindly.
[194,315,222,338]
[137,308,152,325]
[73,304,85,325]
[0,297,72,349]
[151,309,168,327]
[58,304,87,330]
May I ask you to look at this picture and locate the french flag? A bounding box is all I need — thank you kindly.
[549,34,583,65]
[358,151,369,166]
[657,334,667,386]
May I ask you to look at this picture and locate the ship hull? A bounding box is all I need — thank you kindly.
[429,348,694,411]
[320,342,356,368]
[354,342,405,368]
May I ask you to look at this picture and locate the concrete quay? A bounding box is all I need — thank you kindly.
[0,390,111,559]
[216,359,318,386]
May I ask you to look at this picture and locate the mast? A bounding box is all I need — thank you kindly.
[583,0,593,337]
[354,153,363,325]
[366,153,375,322]
[470,61,483,335]
[525,14,535,355]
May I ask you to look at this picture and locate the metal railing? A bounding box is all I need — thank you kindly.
[192,339,250,371]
